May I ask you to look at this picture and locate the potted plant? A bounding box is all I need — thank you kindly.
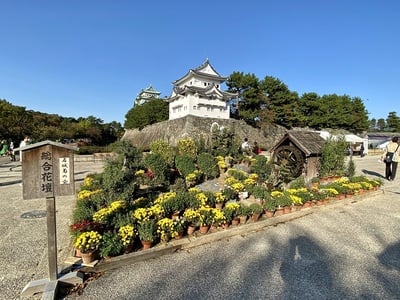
[237,204,251,224]
[118,224,136,253]
[214,191,226,209]
[250,185,268,204]
[222,187,238,201]
[171,216,186,239]
[137,219,157,249]
[99,232,124,258]
[73,231,102,264]
[197,152,219,180]
[249,202,263,222]
[262,198,276,217]
[156,218,174,242]
[198,206,214,233]
[224,202,241,225]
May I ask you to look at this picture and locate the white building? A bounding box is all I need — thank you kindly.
[134,85,161,106]
[167,60,237,120]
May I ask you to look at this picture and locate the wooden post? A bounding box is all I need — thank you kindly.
[46,196,58,281]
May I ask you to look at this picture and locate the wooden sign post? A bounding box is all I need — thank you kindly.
[18,141,83,299]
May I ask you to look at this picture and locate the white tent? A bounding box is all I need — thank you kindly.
[377,141,389,149]
[344,134,365,143]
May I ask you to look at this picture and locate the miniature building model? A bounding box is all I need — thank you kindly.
[167,60,237,120]
[134,85,161,106]
[270,131,326,182]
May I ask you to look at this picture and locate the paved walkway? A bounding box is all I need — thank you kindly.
[1,155,399,299]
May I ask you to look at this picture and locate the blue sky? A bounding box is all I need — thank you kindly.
[1,0,399,125]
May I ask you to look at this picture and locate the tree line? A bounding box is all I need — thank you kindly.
[0,99,124,149]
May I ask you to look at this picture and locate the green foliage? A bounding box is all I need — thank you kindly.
[175,154,196,178]
[97,141,142,201]
[263,198,277,211]
[210,126,237,157]
[319,137,347,177]
[227,168,248,181]
[289,176,306,189]
[170,177,187,192]
[249,185,269,199]
[386,112,400,132]
[222,188,237,200]
[237,204,251,217]
[249,203,263,214]
[137,219,157,242]
[197,153,219,179]
[71,200,98,223]
[161,191,187,215]
[100,232,124,258]
[177,138,197,158]
[143,152,170,186]
[346,157,356,177]
[249,155,271,181]
[149,140,176,167]
[124,99,168,130]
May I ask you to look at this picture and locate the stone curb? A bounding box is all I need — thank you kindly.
[75,189,383,274]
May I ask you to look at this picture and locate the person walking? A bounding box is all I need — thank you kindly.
[252,141,262,155]
[381,136,399,181]
[19,136,31,162]
[241,138,250,156]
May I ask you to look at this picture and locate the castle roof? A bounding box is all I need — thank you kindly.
[172,59,226,86]
[167,84,236,102]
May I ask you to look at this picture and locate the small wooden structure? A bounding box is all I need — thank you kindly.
[270,131,325,182]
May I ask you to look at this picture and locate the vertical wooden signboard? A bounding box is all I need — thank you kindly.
[19,141,78,297]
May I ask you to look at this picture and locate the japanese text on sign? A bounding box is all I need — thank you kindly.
[40,151,53,194]
[59,157,70,184]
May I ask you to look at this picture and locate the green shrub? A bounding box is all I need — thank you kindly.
[249,203,263,214]
[143,152,170,186]
[197,153,219,179]
[137,219,157,242]
[249,155,271,182]
[150,140,175,168]
[100,232,124,258]
[175,154,196,178]
[319,137,347,177]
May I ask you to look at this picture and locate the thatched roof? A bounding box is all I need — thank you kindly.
[270,130,325,156]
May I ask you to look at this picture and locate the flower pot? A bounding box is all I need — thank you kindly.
[81,251,99,264]
[231,218,240,226]
[141,240,153,250]
[171,211,180,219]
[239,215,247,225]
[264,210,275,218]
[174,231,184,240]
[74,248,83,258]
[124,244,135,254]
[274,208,284,216]
[221,222,229,230]
[199,225,210,234]
[283,206,291,214]
[187,224,197,235]
[251,213,261,222]
[215,203,223,209]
